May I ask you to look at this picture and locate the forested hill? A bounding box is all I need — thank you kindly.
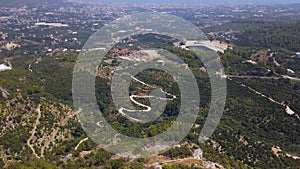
[235,22,300,52]
[203,20,271,33]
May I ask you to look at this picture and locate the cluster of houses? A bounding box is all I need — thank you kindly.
[181,63,207,73]
[110,48,139,56]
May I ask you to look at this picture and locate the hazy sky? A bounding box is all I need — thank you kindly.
[82,0,300,4]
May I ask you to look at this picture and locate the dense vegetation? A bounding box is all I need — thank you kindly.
[0,25,300,168]
[203,20,271,33]
[235,22,300,52]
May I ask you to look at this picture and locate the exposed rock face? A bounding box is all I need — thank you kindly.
[193,148,203,160]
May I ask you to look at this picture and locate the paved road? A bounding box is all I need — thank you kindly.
[282,75,300,82]
[227,75,279,80]
[118,75,177,122]
[227,74,300,82]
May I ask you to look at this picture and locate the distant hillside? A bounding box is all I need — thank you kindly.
[0,0,64,7]
[203,20,271,33]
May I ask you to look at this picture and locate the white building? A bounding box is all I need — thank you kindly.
[296,52,300,58]
[0,64,12,72]
[287,69,295,75]
[154,163,162,169]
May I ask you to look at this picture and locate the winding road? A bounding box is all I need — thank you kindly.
[227,74,300,83]
[117,75,177,122]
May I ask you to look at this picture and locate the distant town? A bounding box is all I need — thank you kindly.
[1,1,300,57]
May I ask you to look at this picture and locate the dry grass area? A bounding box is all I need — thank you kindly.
[4,42,20,50]
[146,156,215,169]
[271,146,282,157]
[146,155,170,165]
[211,40,231,49]
[167,158,205,167]
[250,50,271,64]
